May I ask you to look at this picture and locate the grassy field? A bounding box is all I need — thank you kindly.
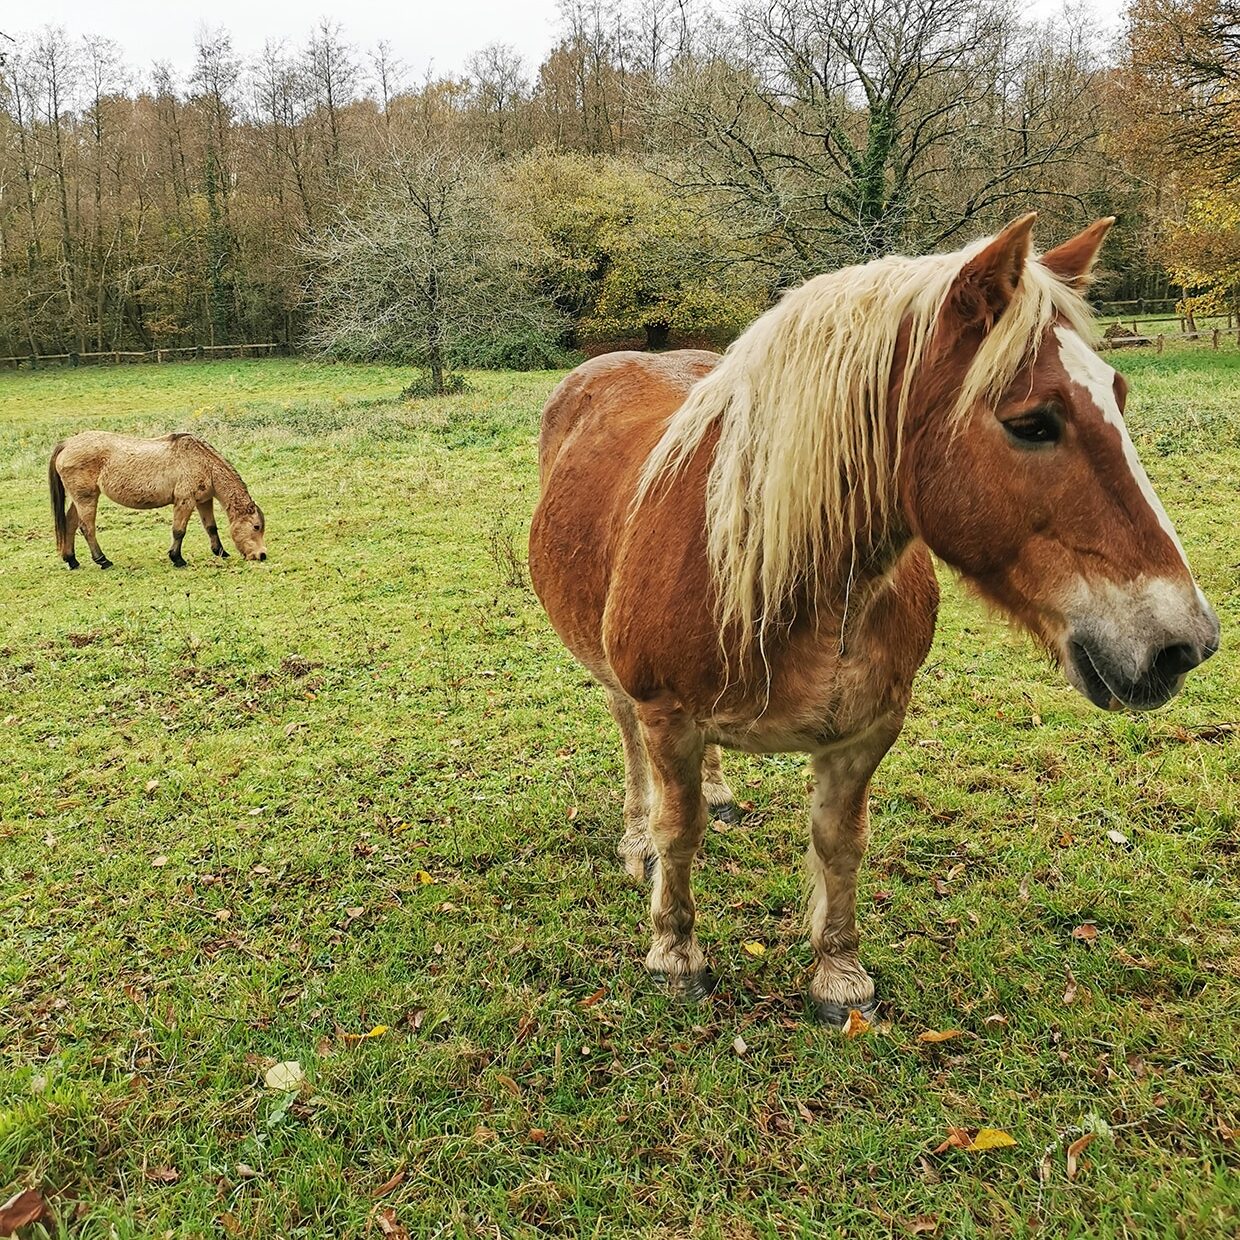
[1,349,1237,1239]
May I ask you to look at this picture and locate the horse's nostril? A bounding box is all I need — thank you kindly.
[1150,641,1201,681]
[259,552,267,561]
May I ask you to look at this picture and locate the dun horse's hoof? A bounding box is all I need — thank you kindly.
[812,995,879,1029]
[709,801,742,826]
[652,969,717,1001]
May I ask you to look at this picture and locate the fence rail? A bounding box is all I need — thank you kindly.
[0,342,284,369]
[1099,326,1240,352]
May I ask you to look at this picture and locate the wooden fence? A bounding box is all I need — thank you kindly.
[1098,325,1240,352]
[0,342,284,370]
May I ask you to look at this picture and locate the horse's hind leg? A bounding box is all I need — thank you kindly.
[702,744,740,824]
[606,688,653,882]
[197,499,228,557]
[61,504,81,569]
[637,701,712,997]
[168,499,194,567]
[73,493,112,569]
[806,719,901,1027]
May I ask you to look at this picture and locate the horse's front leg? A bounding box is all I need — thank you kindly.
[197,499,228,557]
[637,701,712,998]
[168,499,194,567]
[605,689,653,882]
[807,718,902,1027]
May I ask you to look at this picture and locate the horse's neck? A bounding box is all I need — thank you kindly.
[207,457,251,513]
[802,524,916,647]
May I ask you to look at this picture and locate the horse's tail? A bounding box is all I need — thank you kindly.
[49,442,68,551]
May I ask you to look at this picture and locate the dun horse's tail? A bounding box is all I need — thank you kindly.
[49,442,68,551]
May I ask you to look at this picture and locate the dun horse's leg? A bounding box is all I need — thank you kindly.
[637,702,712,997]
[806,721,901,1027]
[73,493,111,569]
[701,744,740,825]
[606,688,654,882]
[168,500,194,567]
[197,499,228,557]
[62,504,81,569]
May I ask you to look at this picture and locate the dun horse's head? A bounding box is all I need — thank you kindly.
[904,214,1219,711]
[229,503,267,562]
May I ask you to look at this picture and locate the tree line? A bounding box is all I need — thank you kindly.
[0,0,1236,384]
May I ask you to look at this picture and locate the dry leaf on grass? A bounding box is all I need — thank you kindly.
[495,1073,521,1098]
[1063,966,1078,1005]
[219,1211,242,1236]
[1071,924,1099,942]
[528,1128,548,1144]
[144,1165,179,1184]
[342,1025,388,1044]
[906,1217,938,1235]
[732,1035,748,1056]
[413,871,436,885]
[917,1029,963,1044]
[1217,1120,1236,1142]
[932,1127,1016,1153]
[370,1169,405,1199]
[263,1060,304,1091]
[843,1009,871,1038]
[151,855,168,868]
[1106,829,1130,847]
[375,1207,410,1239]
[0,1189,53,1235]
[741,941,766,957]
[580,986,606,1008]
[1066,1132,1095,1180]
[983,1014,1009,1027]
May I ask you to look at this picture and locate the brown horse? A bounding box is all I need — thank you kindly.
[529,215,1220,1025]
[49,431,268,569]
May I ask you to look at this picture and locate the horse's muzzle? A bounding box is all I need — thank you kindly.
[1066,601,1220,711]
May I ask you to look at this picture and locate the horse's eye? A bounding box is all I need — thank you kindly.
[1002,407,1062,446]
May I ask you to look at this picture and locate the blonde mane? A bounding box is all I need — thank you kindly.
[635,235,1096,652]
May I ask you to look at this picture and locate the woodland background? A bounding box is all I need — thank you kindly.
[0,0,1237,380]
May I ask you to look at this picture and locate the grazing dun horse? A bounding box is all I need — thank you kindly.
[529,215,1220,1025]
[49,432,268,569]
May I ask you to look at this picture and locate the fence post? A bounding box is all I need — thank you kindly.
[1156,334,1164,354]
[1213,328,1220,350]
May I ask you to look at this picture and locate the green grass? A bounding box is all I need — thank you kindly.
[1,351,1238,1238]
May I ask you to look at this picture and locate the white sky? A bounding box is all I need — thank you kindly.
[7,1,1119,84]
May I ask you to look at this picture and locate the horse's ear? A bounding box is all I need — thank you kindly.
[944,213,1038,331]
[1040,216,1116,291]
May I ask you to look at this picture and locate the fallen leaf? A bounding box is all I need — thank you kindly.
[413,870,436,885]
[741,940,766,957]
[732,1034,748,1056]
[1106,829,1130,847]
[580,986,606,1008]
[515,1013,537,1042]
[263,1060,304,1091]
[346,906,364,920]
[151,855,168,868]
[144,778,160,794]
[917,1029,963,1044]
[495,1073,521,1098]
[220,1211,242,1236]
[967,1128,1017,1151]
[843,1009,871,1038]
[906,1217,938,1235]
[1066,1131,1096,1180]
[931,1127,971,1154]
[1018,873,1031,904]
[983,1014,1009,1027]
[1218,1120,1236,1142]
[0,1189,52,1235]
[1071,923,1099,942]
[145,1165,179,1184]
[1063,966,1078,1005]
[795,1100,815,1123]
[342,1025,388,1044]
[567,806,578,820]
[235,1163,260,1180]
[527,1128,547,1143]
[370,1168,405,1198]
[375,1207,410,1239]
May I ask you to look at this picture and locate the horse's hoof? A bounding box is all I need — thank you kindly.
[95,557,113,570]
[812,995,879,1029]
[169,554,187,568]
[709,801,742,826]
[652,969,717,1001]
[65,556,79,570]
[215,548,229,558]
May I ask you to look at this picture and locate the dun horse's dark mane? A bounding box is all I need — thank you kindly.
[172,433,255,509]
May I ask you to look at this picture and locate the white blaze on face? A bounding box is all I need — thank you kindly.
[1053,325,1191,572]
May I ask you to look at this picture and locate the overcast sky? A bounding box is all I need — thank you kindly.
[9,1,1120,84]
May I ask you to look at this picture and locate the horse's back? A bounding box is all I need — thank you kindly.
[530,350,719,681]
